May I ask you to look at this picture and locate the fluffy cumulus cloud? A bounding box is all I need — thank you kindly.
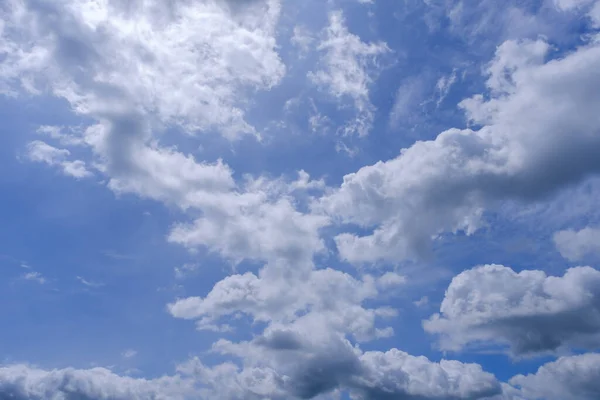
[167,173,330,266]
[0,0,284,139]
[352,349,501,400]
[320,36,600,264]
[424,264,600,356]
[554,227,600,261]
[169,267,402,340]
[509,353,600,400]
[0,364,193,400]
[0,0,285,209]
[211,333,502,399]
[1,339,500,400]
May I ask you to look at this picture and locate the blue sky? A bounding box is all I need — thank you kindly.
[2,0,600,399]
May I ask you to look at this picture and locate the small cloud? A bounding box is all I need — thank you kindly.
[414,296,429,308]
[196,318,234,333]
[23,271,46,284]
[77,276,104,288]
[36,125,85,146]
[26,140,92,179]
[377,272,407,289]
[436,69,458,107]
[335,141,359,157]
[123,368,142,376]
[174,263,199,280]
[122,349,137,359]
[291,25,314,56]
[553,226,600,261]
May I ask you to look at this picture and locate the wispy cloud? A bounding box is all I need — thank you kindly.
[22,271,46,285]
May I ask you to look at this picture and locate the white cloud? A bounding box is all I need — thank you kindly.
[353,349,501,399]
[1,0,285,140]
[319,37,600,264]
[554,227,600,261]
[591,1,600,26]
[76,276,104,288]
[0,353,504,400]
[26,140,92,179]
[169,267,395,342]
[1,0,288,221]
[36,125,85,147]
[122,349,137,359]
[554,0,596,11]
[174,263,199,280]
[414,296,430,308]
[22,271,46,285]
[162,170,329,275]
[211,332,502,400]
[509,353,600,400]
[436,69,458,106]
[6,2,600,400]
[376,271,406,289]
[105,141,236,211]
[0,364,193,400]
[424,264,600,356]
[389,76,428,127]
[291,25,314,56]
[309,11,389,137]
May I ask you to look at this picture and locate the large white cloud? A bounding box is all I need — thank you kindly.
[0,0,284,139]
[213,330,502,400]
[319,36,600,264]
[0,0,327,278]
[0,364,193,400]
[509,353,600,400]
[0,0,286,213]
[424,264,600,356]
[169,266,402,340]
[167,173,330,265]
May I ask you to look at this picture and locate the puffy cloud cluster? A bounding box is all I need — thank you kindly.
[0,345,505,400]
[169,267,403,340]
[0,364,193,400]
[425,264,600,356]
[0,0,284,139]
[0,0,286,214]
[510,353,600,400]
[320,36,600,264]
[212,333,502,400]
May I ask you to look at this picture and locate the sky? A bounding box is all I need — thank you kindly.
[1,0,600,399]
